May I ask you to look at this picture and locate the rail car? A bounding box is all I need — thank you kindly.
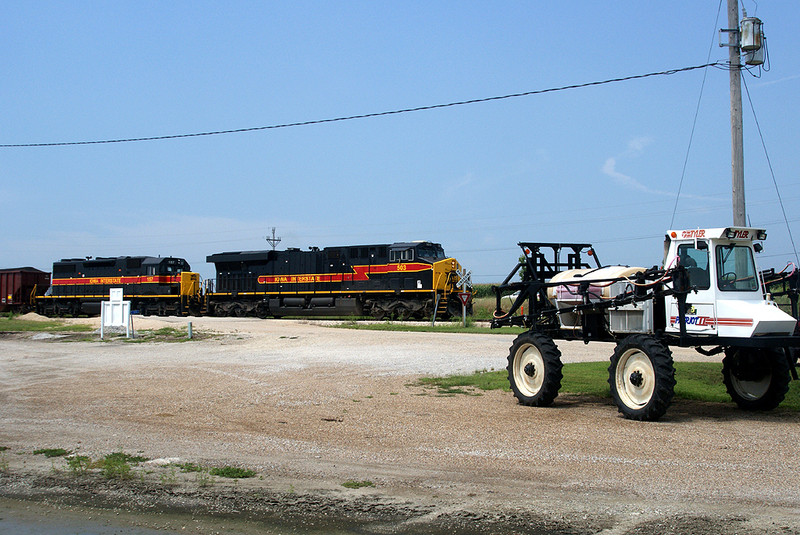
[0,267,51,313]
[36,256,202,317]
[206,241,470,319]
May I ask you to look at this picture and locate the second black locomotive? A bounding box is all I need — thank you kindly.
[206,241,468,319]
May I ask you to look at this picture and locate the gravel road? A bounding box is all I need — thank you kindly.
[1,315,798,534]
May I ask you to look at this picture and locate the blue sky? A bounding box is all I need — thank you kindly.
[3,1,799,283]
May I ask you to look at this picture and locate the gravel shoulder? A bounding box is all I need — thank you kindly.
[1,316,799,534]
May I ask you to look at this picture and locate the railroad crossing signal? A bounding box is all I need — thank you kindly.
[457,268,472,289]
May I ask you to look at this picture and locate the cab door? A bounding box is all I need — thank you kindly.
[665,242,718,334]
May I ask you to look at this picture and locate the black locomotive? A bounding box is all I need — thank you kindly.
[206,241,468,319]
[36,256,202,317]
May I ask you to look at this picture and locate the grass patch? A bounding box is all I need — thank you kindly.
[123,327,203,343]
[66,455,92,476]
[0,317,93,333]
[341,480,374,489]
[210,466,256,479]
[417,369,505,396]
[0,446,9,452]
[335,321,526,335]
[419,362,800,411]
[33,448,71,458]
[174,462,204,473]
[99,452,149,479]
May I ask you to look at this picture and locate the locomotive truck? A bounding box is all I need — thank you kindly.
[491,227,800,421]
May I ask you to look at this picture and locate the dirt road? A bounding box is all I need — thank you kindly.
[1,316,798,534]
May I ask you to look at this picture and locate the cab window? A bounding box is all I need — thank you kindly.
[390,249,414,262]
[417,245,446,261]
[716,245,758,291]
[677,244,710,290]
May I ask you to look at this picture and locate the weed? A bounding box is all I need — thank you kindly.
[0,446,9,452]
[341,480,374,489]
[160,465,179,486]
[175,462,203,473]
[195,468,214,487]
[124,327,199,343]
[105,452,148,464]
[210,466,256,479]
[33,448,71,458]
[66,455,92,476]
[100,452,148,480]
[0,453,8,473]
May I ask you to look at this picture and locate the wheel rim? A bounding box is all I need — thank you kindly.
[615,348,656,409]
[513,343,544,397]
[730,372,770,401]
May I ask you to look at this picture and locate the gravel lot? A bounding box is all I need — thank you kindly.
[1,315,799,534]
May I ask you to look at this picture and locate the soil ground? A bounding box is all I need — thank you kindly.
[1,315,799,534]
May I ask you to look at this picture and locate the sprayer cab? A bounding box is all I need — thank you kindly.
[663,227,796,338]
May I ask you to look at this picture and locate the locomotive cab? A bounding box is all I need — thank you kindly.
[388,242,447,264]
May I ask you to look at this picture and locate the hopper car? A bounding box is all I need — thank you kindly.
[0,267,51,313]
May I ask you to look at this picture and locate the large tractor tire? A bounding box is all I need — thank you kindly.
[722,347,790,411]
[609,334,676,421]
[507,332,563,407]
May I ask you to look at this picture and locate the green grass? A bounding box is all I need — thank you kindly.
[341,480,374,489]
[335,321,526,335]
[210,466,256,479]
[0,317,93,333]
[99,452,149,479]
[419,361,800,411]
[66,455,92,476]
[174,462,204,473]
[33,448,71,458]
[123,327,200,343]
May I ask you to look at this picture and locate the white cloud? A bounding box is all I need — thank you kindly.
[627,137,653,153]
[602,157,648,192]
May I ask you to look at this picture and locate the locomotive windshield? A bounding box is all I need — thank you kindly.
[416,244,446,262]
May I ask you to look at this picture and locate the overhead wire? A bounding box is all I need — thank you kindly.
[741,74,800,265]
[0,63,721,148]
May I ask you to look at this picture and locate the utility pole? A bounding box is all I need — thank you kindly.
[728,0,746,226]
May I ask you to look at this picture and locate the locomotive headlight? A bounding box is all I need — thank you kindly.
[725,229,736,239]
[757,231,767,241]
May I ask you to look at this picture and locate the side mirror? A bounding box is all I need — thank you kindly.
[754,243,763,253]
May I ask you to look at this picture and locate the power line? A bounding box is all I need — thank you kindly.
[742,74,800,265]
[0,63,721,149]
